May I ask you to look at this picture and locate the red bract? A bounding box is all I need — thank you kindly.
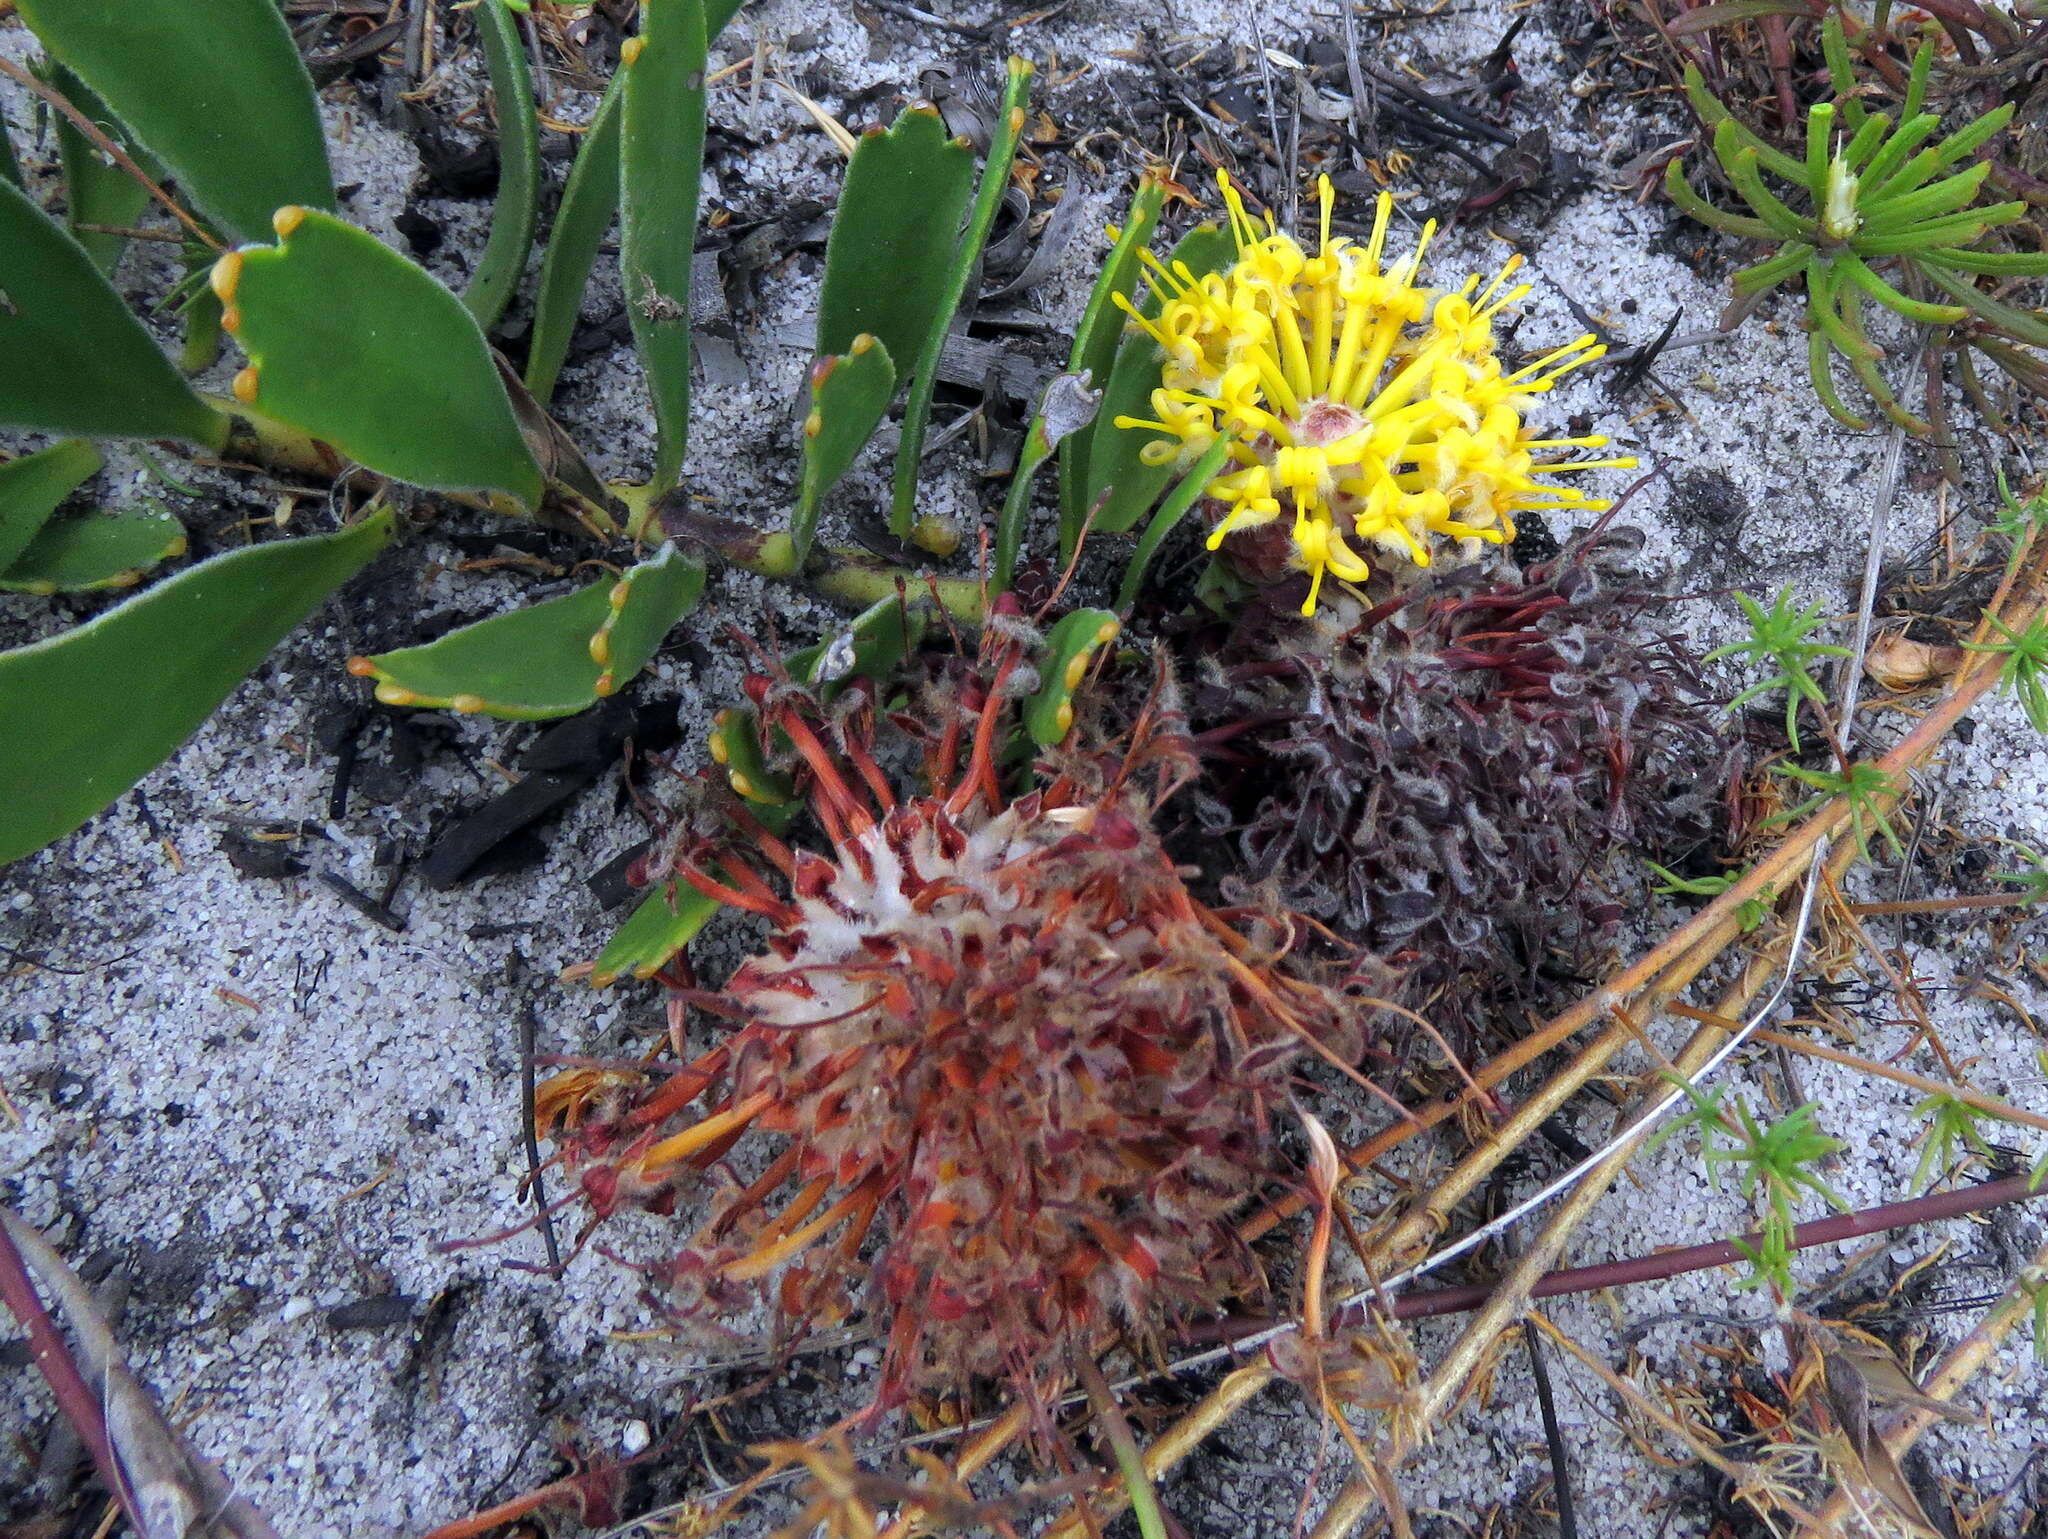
[542,623,1371,1403]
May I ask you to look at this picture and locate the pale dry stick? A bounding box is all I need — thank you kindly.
[1797,1231,2048,1535]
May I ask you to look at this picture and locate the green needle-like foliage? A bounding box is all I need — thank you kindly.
[1770,760,1904,858]
[1653,1080,1850,1295]
[1668,14,2048,431]
[1910,1093,1998,1193]
[1967,609,2048,732]
[1990,842,2048,904]
[1704,587,1850,750]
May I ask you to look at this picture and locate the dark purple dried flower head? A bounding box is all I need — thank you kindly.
[1188,529,1734,1036]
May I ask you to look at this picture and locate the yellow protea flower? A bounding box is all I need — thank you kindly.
[1113,173,1634,614]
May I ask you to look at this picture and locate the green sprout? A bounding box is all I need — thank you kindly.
[1990,842,2048,904]
[1666,13,2048,432]
[1651,1080,1851,1295]
[1910,1093,1998,1193]
[1990,469,2048,565]
[1769,760,1904,858]
[1705,587,1851,751]
[1964,610,2048,732]
[1643,860,1770,932]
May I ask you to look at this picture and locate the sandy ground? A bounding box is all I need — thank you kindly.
[3,0,2047,1535]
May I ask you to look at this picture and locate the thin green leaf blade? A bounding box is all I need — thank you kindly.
[784,592,927,701]
[217,206,543,505]
[0,439,102,574]
[354,543,704,720]
[46,62,155,273]
[0,503,186,593]
[1026,607,1120,746]
[15,0,333,245]
[816,106,975,370]
[464,0,541,332]
[0,178,226,447]
[1061,172,1167,537]
[793,334,895,560]
[1081,222,1235,538]
[620,0,709,492]
[592,880,721,985]
[890,58,1035,536]
[524,74,622,401]
[1115,436,1231,611]
[0,508,394,865]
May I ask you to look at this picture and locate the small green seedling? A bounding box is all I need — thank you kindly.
[1990,842,2048,904]
[1705,587,1851,751]
[1769,760,1904,858]
[1651,1078,1850,1295]
[1965,609,2048,733]
[1643,859,1769,932]
[1910,1093,1999,1193]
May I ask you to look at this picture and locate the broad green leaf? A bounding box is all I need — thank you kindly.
[708,0,748,35]
[524,74,621,401]
[15,0,333,245]
[0,178,227,448]
[0,508,394,865]
[0,439,102,574]
[216,206,543,505]
[0,503,185,593]
[1115,437,1231,612]
[889,59,1035,536]
[816,105,974,373]
[1060,172,1166,543]
[464,0,541,333]
[353,543,704,719]
[1081,222,1234,538]
[1025,607,1119,746]
[47,62,156,273]
[792,334,894,560]
[592,880,721,985]
[621,0,709,491]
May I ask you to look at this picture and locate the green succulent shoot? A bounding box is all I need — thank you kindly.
[1666,14,2048,432]
[1703,586,1850,751]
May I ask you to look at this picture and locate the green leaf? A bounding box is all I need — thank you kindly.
[997,371,1097,592]
[0,93,20,188]
[352,543,704,720]
[215,206,543,505]
[592,880,721,985]
[1079,222,1235,542]
[707,0,748,35]
[15,0,333,245]
[785,592,927,702]
[524,74,622,401]
[815,105,975,375]
[1026,607,1120,746]
[0,178,227,447]
[890,59,1034,537]
[708,704,793,804]
[1116,436,1231,611]
[793,334,895,560]
[620,0,709,492]
[0,503,186,593]
[464,0,542,333]
[0,439,102,574]
[46,61,156,273]
[0,508,394,865]
[1061,172,1167,541]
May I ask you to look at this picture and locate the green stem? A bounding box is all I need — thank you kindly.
[1077,1356,1170,1539]
[809,549,983,623]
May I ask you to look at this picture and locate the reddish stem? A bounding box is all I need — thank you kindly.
[1382,1172,2045,1322]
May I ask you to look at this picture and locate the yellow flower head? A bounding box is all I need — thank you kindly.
[1114,173,1634,614]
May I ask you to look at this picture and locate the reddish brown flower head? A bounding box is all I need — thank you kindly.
[544,629,1368,1402]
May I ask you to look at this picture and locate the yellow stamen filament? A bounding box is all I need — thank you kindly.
[1114,174,1633,614]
